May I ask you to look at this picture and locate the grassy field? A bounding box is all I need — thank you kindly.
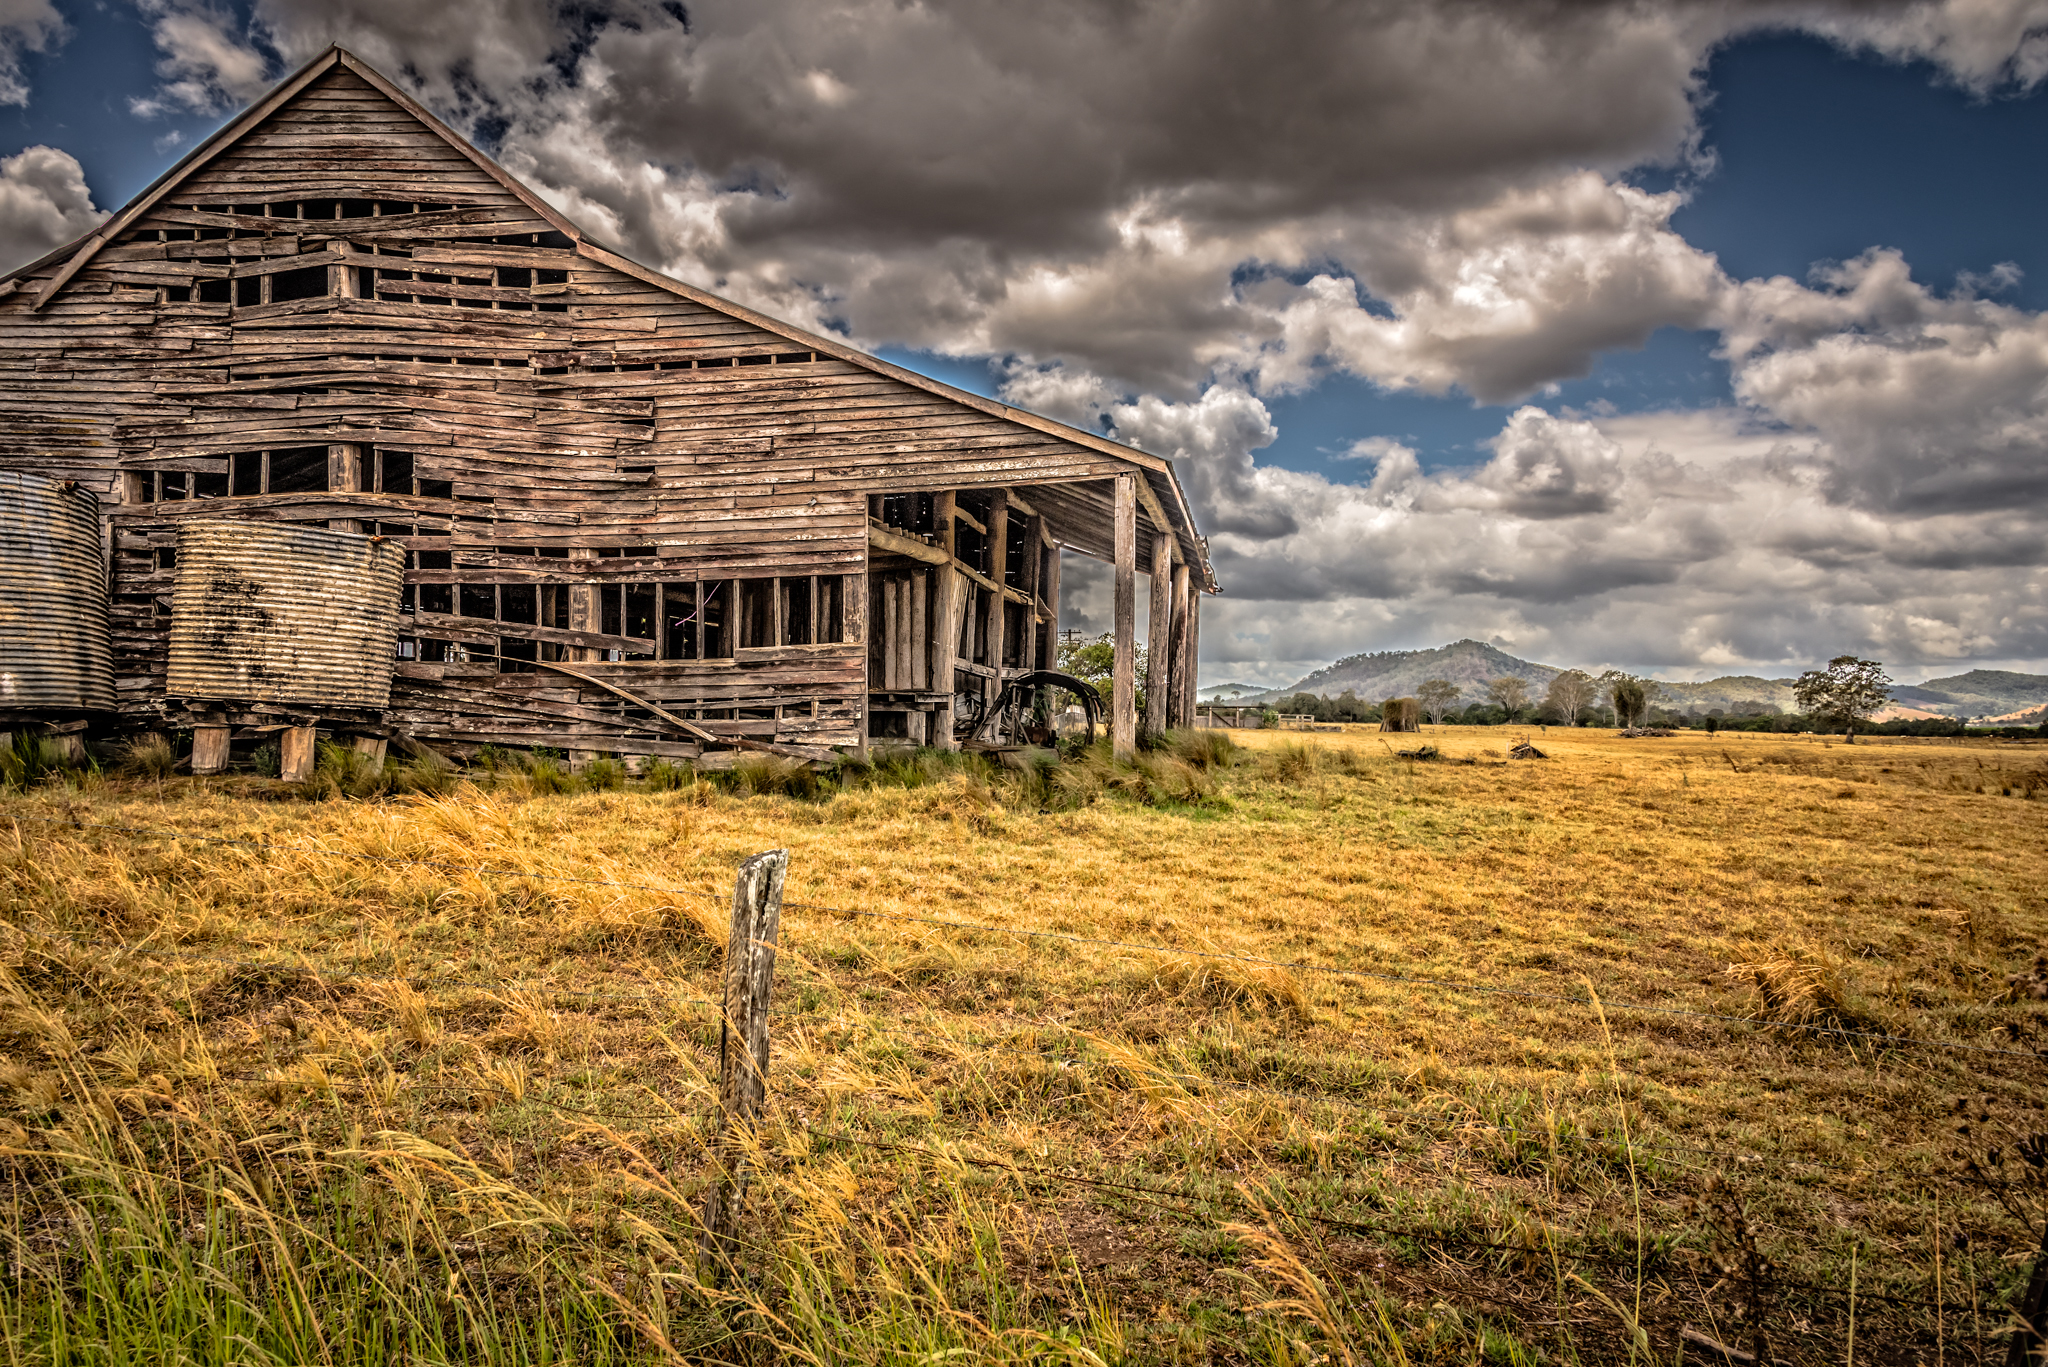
[1,724,2045,1364]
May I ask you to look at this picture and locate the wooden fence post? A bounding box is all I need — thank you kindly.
[699,847,789,1270]
[280,726,317,783]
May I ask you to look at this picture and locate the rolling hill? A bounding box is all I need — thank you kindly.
[1258,640,1560,704]
[1244,646,2048,719]
[1892,669,2048,718]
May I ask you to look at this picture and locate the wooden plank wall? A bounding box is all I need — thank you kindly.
[0,64,1161,756]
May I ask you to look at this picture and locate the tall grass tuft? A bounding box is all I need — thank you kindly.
[115,732,180,780]
[0,1072,658,1365]
[724,753,824,799]
[1169,727,1238,769]
[583,755,627,791]
[0,733,75,790]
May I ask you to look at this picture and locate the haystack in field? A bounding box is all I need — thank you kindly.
[1380,697,1421,732]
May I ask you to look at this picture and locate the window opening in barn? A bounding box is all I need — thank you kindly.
[374,447,415,495]
[781,577,812,646]
[269,265,328,303]
[266,447,328,494]
[955,517,988,575]
[738,579,774,649]
[1005,518,1030,588]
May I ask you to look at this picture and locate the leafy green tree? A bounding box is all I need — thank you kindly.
[1056,632,1147,717]
[1793,655,1892,742]
[1599,671,1659,728]
[1416,678,1461,727]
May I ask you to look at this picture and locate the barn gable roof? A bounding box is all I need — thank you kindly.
[4,45,1214,589]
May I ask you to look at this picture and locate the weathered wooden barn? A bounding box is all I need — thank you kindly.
[0,47,1213,772]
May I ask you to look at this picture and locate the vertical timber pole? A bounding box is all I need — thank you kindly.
[931,490,959,750]
[327,444,362,533]
[1167,561,1192,728]
[1180,589,1201,729]
[191,724,230,776]
[1041,541,1062,671]
[983,491,1010,730]
[1019,513,1043,679]
[279,726,318,783]
[700,848,789,1271]
[1142,529,1173,742]
[1112,473,1137,762]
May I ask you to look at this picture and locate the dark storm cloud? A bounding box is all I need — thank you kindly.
[81,0,2048,680]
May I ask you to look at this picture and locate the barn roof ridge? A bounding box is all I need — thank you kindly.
[4,45,1216,588]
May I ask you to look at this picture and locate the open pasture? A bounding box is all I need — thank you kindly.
[0,726,2043,1364]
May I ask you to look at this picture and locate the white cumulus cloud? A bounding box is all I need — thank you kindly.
[0,145,105,274]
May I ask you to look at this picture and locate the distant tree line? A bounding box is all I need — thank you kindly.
[1245,654,2048,738]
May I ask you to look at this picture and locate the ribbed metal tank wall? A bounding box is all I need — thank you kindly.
[166,521,406,710]
[0,472,114,712]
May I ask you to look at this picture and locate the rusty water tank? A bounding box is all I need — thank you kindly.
[0,472,114,712]
[166,521,406,710]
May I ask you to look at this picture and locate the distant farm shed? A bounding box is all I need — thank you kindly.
[0,47,1213,766]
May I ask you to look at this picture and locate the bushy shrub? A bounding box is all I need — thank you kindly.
[724,754,824,799]
[116,733,179,780]
[641,757,694,791]
[523,754,576,796]
[582,756,627,791]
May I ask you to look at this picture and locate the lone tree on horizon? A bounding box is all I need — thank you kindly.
[1545,669,1597,726]
[1794,655,1892,742]
[1485,676,1531,723]
[1417,678,1462,727]
[1600,671,1660,728]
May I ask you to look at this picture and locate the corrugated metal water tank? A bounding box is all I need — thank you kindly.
[0,472,114,711]
[167,521,406,710]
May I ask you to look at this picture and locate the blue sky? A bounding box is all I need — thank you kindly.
[6,3,2048,687]
[869,32,2048,485]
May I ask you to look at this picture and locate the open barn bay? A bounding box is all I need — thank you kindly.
[0,728,2042,1364]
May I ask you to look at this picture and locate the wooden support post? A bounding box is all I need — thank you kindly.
[983,493,1010,723]
[1112,474,1137,761]
[850,550,871,757]
[881,576,899,690]
[910,569,928,690]
[1041,543,1062,670]
[327,444,362,533]
[191,725,230,776]
[930,491,959,750]
[1019,513,1043,678]
[699,848,789,1271]
[1180,590,1201,729]
[1143,530,1173,741]
[567,582,599,663]
[351,735,388,771]
[280,725,317,783]
[1167,562,1193,728]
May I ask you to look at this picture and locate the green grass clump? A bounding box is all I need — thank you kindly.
[0,733,81,791]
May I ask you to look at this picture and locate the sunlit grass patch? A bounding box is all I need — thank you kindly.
[0,725,2040,1361]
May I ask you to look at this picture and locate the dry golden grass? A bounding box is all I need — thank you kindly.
[1,724,2045,1363]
